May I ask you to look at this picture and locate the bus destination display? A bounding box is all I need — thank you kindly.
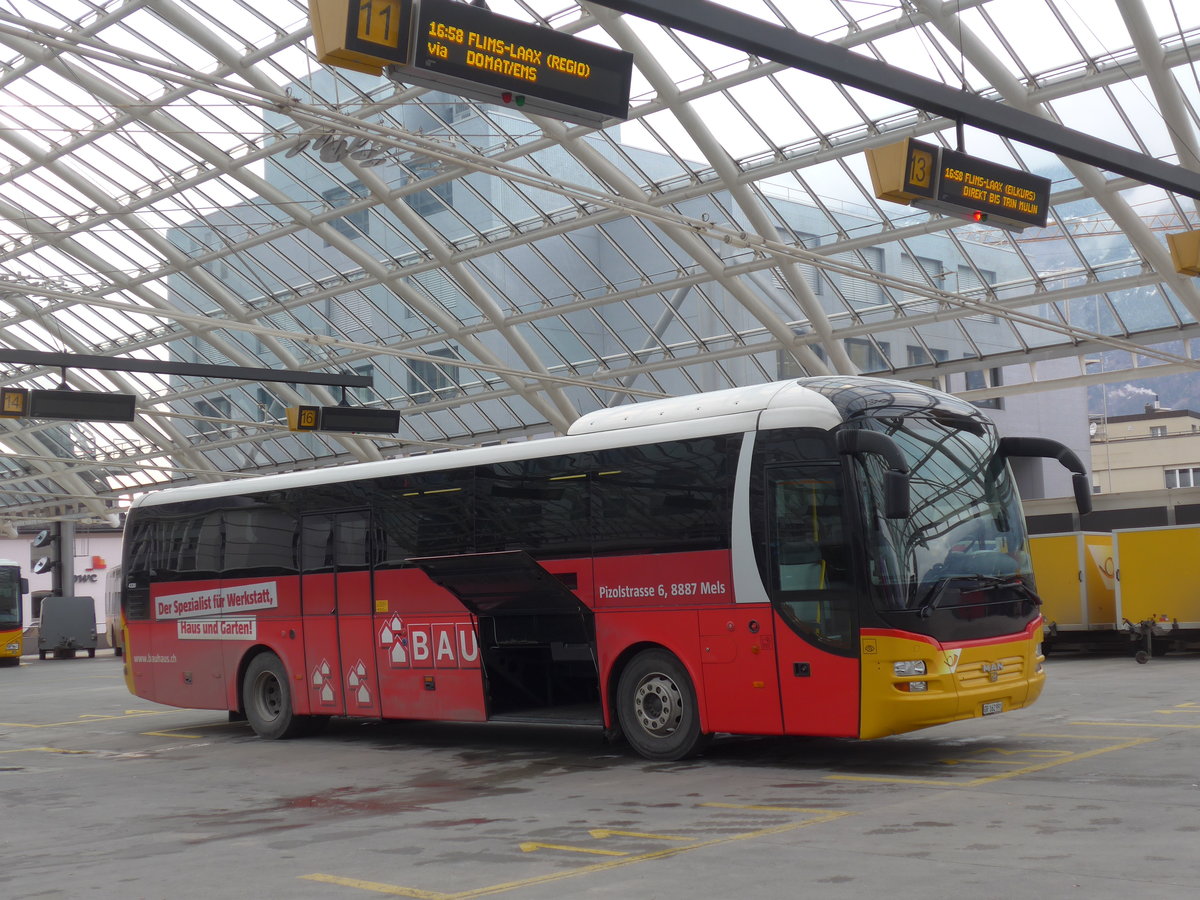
[406,0,634,123]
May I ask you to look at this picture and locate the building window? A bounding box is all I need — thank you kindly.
[404,162,453,217]
[322,181,369,242]
[351,363,375,404]
[772,230,821,297]
[1165,467,1200,488]
[408,347,460,403]
[898,253,942,312]
[257,387,286,423]
[957,265,998,322]
[907,345,948,366]
[831,246,883,308]
[1150,425,1168,438]
[846,337,889,373]
[963,361,1002,410]
[194,396,231,436]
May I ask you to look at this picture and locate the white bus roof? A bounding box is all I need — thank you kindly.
[131,379,844,510]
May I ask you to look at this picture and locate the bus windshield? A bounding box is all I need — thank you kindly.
[853,415,1037,634]
[0,568,20,628]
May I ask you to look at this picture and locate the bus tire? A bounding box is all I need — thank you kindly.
[243,652,304,740]
[617,649,706,761]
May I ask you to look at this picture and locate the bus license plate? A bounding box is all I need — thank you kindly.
[982,700,1003,716]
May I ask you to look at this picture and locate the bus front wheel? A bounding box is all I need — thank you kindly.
[617,649,707,761]
[243,652,304,740]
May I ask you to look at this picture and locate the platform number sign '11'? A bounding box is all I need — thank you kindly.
[344,0,413,65]
[357,0,403,49]
[309,0,415,73]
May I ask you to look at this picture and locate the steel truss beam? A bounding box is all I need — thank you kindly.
[591,0,1200,200]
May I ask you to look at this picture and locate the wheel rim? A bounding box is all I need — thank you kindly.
[632,671,684,736]
[254,671,283,721]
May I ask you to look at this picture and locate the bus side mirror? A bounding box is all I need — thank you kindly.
[1072,473,1093,516]
[996,436,1092,516]
[20,577,28,595]
[837,430,911,520]
[883,470,911,521]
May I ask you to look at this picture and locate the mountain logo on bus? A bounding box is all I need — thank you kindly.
[311,659,337,706]
[379,617,480,669]
[347,659,372,706]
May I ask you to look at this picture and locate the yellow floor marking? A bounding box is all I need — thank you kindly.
[140,720,242,739]
[588,829,690,841]
[939,747,1075,767]
[0,710,173,728]
[519,842,627,857]
[1072,720,1200,729]
[302,874,453,900]
[0,746,91,755]
[1021,732,1149,739]
[699,803,842,813]
[827,735,1156,787]
[303,808,849,898]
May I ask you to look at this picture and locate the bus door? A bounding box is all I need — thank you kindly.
[766,464,861,737]
[300,510,380,719]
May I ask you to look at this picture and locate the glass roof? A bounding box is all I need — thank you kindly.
[1,0,1200,528]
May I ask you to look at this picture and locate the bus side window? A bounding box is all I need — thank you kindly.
[301,518,334,574]
[334,512,370,569]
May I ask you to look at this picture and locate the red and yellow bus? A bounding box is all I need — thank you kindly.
[1,560,28,666]
[120,377,1089,759]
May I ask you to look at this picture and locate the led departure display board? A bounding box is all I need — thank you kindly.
[0,388,139,423]
[288,405,402,434]
[866,138,1051,231]
[311,0,633,124]
[938,147,1050,229]
[401,0,634,125]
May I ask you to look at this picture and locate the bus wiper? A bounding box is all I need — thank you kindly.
[915,574,1041,618]
[915,577,954,618]
[980,574,1043,607]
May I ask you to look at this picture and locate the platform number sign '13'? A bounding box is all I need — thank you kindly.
[906,144,935,192]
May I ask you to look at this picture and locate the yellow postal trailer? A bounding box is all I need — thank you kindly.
[1029,532,1118,649]
[1113,524,1200,661]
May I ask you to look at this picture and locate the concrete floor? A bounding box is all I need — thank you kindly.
[2,648,1198,899]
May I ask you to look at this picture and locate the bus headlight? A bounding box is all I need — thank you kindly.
[893,660,927,677]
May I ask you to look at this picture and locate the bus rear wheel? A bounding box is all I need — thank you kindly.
[617,649,707,761]
[243,652,305,740]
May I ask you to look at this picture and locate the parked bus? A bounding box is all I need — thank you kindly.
[1,559,29,666]
[120,377,1090,759]
[105,564,124,657]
